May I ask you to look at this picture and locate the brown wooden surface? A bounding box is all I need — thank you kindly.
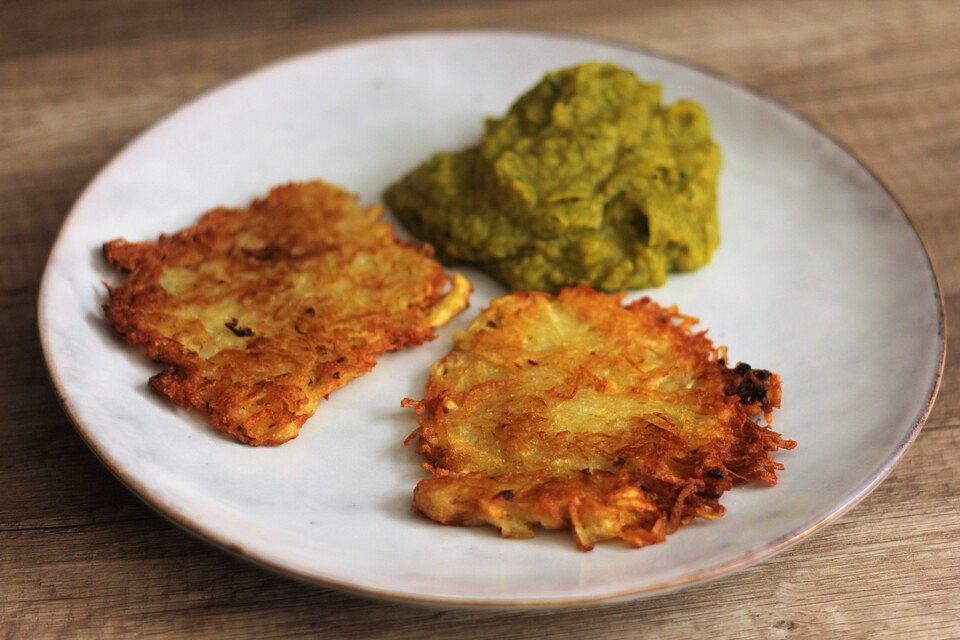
[2,1,959,637]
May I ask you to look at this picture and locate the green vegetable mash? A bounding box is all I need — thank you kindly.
[383,62,721,292]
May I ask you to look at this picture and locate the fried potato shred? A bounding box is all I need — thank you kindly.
[103,181,470,445]
[403,287,794,550]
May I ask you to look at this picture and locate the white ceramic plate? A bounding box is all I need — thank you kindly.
[39,31,944,608]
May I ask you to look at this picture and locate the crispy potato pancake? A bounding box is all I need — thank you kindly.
[104,181,471,445]
[403,287,793,550]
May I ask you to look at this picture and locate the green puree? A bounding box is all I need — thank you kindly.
[383,62,721,292]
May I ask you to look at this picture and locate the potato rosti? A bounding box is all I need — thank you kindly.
[103,181,471,445]
[403,287,793,550]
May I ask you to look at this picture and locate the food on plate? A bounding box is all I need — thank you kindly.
[402,287,793,550]
[384,62,721,293]
[103,180,471,445]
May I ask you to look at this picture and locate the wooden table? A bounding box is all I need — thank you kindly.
[3,1,958,637]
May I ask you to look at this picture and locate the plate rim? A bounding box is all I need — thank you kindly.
[37,27,947,609]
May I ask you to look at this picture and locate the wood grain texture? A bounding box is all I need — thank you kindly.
[2,0,958,637]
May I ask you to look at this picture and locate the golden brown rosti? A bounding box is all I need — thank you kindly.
[103,180,471,445]
[403,287,793,550]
